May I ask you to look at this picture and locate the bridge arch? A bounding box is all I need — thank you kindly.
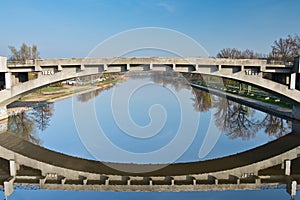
[1,67,299,106]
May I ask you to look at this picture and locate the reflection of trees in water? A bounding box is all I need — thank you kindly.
[149,71,190,92]
[214,98,262,140]
[30,103,54,132]
[77,86,113,103]
[191,87,291,140]
[7,103,54,145]
[8,112,39,144]
[192,89,213,112]
[261,115,290,138]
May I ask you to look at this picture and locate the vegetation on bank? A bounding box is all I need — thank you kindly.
[184,73,293,109]
[40,86,66,93]
[19,73,123,102]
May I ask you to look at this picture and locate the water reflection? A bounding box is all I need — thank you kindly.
[7,103,54,145]
[6,72,292,153]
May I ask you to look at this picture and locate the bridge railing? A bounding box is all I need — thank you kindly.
[266,59,293,66]
[7,59,35,65]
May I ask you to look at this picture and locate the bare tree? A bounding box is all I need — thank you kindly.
[217,48,263,59]
[240,49,264,59]
[8,43,40,62]
[217,48,242,58]
[270,35,298,63]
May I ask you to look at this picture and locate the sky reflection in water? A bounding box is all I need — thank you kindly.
[7,73,291,163]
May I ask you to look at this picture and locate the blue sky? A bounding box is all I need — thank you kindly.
[0,0,299,58]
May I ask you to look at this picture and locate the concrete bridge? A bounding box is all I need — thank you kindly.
[0,131,299,197]
[0,56,300,120]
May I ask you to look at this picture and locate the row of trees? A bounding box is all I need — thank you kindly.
[8,43,40,62]
[217,34,300,64]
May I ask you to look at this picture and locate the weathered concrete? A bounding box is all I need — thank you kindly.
[290,73,297,89]
[4,177,14,197]
[0,132,299,196]
[0,57,299,109]
[0,56,7,72]
[4,72,12,90]
[0,132,299,179]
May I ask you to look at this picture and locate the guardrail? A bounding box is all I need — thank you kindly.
[7,60,35,65]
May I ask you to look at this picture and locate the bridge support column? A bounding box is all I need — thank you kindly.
[104,64,108,71]
[291,181,297,198]
[9,160,19,177]
[105,178,109,185]
[126,64,130,71]
[218,65,221,71]
[0,106,8,121]
[171,178,175,186]
[285,160,291,176]
[255,178,261,185]
[5,72,12,90]
[83,178,88,185]
[193,178,196,185]
[195,64,198,71]
[290,73,296,89]
[172,64,176,71]
[150,63,153,70]
[80,64,85,71]
[58,64,63,71]
[4,178,14,197]
[61,177,66,184]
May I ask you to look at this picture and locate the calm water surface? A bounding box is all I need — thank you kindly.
[5,72,296,199]
[8,74,291,163]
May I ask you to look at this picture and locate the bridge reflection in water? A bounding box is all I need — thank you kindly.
[0,130,299,198]
[0,72,299,199]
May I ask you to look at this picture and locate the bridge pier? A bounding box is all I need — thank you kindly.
[4,178,14,197]
[58,64,63,71]
[4,72,12,90]
[285,160,291,176]
[9,160,19,177]
[80,64,85,71]
[290,73,297,89]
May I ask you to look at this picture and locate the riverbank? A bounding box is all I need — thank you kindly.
[7,83,114,116]
[191,83,294,120]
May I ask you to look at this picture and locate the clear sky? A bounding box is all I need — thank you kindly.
[0,0,299,58]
